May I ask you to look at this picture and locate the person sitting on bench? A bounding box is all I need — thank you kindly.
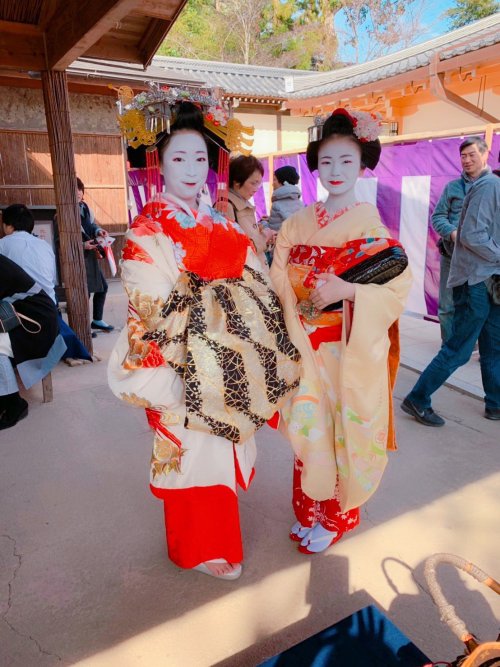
[0,255,66,430]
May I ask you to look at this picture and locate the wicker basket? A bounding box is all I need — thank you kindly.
[424,553,500,667]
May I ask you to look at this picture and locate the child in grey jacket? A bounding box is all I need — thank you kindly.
[268,166,303,232]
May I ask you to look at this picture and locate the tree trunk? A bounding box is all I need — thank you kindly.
[41,70,93,354]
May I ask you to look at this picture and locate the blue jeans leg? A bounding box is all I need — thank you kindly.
[477,299,500,410]
[438,254,454,343]
[407,282,488,409]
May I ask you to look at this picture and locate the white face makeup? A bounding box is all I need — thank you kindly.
[317,135,363,198]
[161,130,209,207]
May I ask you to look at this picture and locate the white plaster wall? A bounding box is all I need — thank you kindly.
[235,112,278,155]
[281,115,312,151]
[402,90,500,134]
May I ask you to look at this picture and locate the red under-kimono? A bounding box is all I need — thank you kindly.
[108,194,300,568]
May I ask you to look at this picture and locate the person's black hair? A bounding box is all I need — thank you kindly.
[156,101,208,158]
[2,204,35,233]
[274,165,300,186]
[306,111,381,172]
[229,155,264,188]
[459,136,488,155]
[76,177,85,193]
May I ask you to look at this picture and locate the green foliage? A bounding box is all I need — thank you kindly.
[156,0,226,61]
[446,0,499,29]
[158,0,435,69]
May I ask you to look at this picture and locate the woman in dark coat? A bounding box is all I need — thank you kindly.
[77,178,114,333]
[0,255,66,430]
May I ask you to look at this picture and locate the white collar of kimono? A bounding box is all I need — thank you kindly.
[160,192,211,220]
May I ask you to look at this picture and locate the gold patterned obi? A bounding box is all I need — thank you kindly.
[288,245,343,327]
[143,266,301,443]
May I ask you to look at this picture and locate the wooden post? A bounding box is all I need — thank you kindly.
[41,69,92,354]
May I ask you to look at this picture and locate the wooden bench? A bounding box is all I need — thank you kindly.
[41,373,53,403]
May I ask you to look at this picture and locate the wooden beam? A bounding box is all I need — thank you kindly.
[44,0,142,71]
[429,55,499,124]
[38,0,61,30]
[79,42,143,64]
[0,20,46,70]
[135,0,187,21]
[139,19,172,68]
[286,67,429,111]
[41,69,93,353]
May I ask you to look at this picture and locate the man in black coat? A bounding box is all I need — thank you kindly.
[0,255,66,430]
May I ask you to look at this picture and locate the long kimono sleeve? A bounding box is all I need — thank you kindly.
[107,222,185,412]
[270,210,321,377]
[338,218,412,511]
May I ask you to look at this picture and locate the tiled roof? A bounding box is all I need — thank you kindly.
[152,13,500,100]
[152,56,311,98]
[68,58,204,86]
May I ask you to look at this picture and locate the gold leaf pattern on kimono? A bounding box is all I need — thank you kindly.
[120,392,152,408]
[151,437,186,476]
[123,318,166,370]
[127,289,165,330]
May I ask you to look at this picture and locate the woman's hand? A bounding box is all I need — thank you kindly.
[311,272,355,309]
[264,228,277,245]
[83,240,96,250]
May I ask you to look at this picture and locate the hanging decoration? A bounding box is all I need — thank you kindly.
[115,82,254,155]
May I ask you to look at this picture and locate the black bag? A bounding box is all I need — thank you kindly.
[437,237,453,259]
[324,246,408,311]
[0,300,20,333]
[486,274,500,305]
[337,245,408,285]
[0,299,42,334]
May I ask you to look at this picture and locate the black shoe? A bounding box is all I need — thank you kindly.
[91,320,114,332]
[91,332,97,338]
[0,397,28,430]
[401,397,445,427]
[484,407,500,420]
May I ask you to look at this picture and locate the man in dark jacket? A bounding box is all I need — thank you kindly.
[0,255,66,430]
[403,171,500,425]
[77,178,114,334]
[431,137,489,342]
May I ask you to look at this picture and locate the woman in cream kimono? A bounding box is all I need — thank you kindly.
[108,102,300,579]
[270,108,412,554]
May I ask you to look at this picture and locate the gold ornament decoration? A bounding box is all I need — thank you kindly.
[117,109,156,149]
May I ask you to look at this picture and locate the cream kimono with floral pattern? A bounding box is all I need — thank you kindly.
[270,202,412,511]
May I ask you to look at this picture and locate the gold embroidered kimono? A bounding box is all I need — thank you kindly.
[270,202,412,512]
[108,195,300,568]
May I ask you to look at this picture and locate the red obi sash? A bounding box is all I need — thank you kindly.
[288,237,401,347]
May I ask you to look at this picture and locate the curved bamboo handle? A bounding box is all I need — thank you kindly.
[424,553,500,646]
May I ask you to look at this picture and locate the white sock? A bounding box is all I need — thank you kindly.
[300,523,338,552]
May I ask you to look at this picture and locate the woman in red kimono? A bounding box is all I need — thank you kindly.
[108,102,300,579]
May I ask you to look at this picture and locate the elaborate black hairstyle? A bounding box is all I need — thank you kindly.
[127,101,208,169]
[156,101,207,157]
[306,108,381,172]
